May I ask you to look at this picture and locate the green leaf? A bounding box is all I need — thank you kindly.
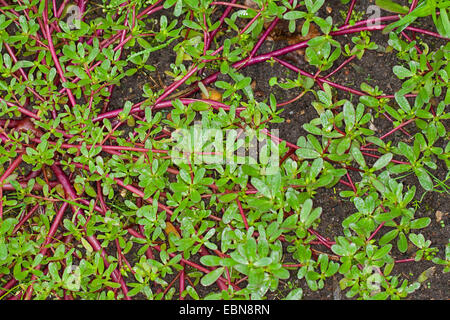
[81,237,93,253]
[183,20,202,30]
[376,209,401,222]
[14,261,27,281]
[408,233,423,248]
[296,148,321,159]
[372,153,393,171]
[283,11,307,20]
[281,213,299,230]
[230,251,248,265]
[219,193,238,203]
[351,146,366,168]
[200,255,222,267]
[397,232,408,253]
[0,243,7,260]
[360,95,379,107]
[174,0,183,16]
[398,142,415,163]
[246,238,258,261]
[308,0,324,13]
[305,207,322,228]
[414,167,433,191]
[236,77,252,90]
[343,101,356,130]
[438,8,450,38]
[331,244,346,256]
[410,217,431,229]
[336,137,351,155]
[184,0,199,8]
[375,0,409,14]
[393,65,413,79]
[317,89,332,106]
[186,285,200,300]
[284,288,303,300]
[200,267,224,286]
[303,123,322,135]
[164,0,177,8]
[254,257,272,267]
[190,189,201,203]
[0,218,16,235]
[272,267,290,279]
[300,199,313,223]
[395,93,411,113]
[309,158,323,179]
[373,244,392,260]
[251,177,272,198]
[380,229,399,245]
[12,60,34,73]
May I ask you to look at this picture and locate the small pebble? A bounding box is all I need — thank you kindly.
[436,210,447,222]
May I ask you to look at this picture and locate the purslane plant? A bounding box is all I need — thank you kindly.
[0,0,448,300]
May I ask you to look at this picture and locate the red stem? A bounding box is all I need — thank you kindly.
[323,55,356,80]
[127,228,239,290]
[50,164,131,299]
[42,0,77,107]
[409,0,419,13]
[344,0,358,26]
[379,118,415,140]
[236,198,249,230]
[367,222,385,242]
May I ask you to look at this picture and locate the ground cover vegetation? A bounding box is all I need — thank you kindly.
[0,0,448,300]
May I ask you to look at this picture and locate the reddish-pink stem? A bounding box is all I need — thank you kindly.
[236,198,249,230]
[367,222,385,242]
[395,258,415,264]
[379,118,415,140]
[50,164,131,299]
[42,0,77,107]
[323,55,356,79]
[127,228,239,290]
[344,0,358,26]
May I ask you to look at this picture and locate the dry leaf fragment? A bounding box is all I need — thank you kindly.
[15,118,43,138]
[333,277,342,300]
[417,266,436,283]
[435,210,447,222]
[201,87,222,102]
[285,22,320,56]
[267,20,320,50]
[245,0,258,9]
[164,221,181,238]
[43,165,54,180]
[55,184,65,198]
